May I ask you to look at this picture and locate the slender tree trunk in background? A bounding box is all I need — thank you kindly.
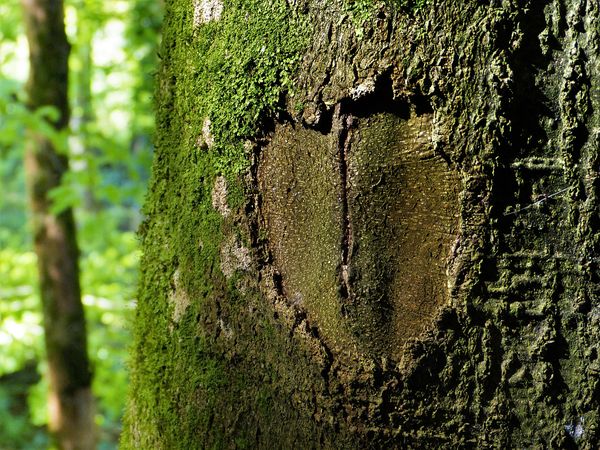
[123,0,599,448]
[21,1,95,449]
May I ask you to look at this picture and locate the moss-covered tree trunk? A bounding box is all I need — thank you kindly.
[123,0,600,447]
[21,0,95,448]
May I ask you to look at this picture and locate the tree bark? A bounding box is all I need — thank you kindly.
[21,1,95,449]
[123,0,600,448]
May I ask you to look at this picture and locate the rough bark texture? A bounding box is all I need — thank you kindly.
[22,1,95,449]
[123,0,600,448]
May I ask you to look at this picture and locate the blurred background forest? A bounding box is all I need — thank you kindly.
[0,0,162,448]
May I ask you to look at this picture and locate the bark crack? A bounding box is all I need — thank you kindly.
[334,104,353,307]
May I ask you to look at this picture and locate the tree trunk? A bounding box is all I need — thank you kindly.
[122,0,600,447]
[21,1,95,449]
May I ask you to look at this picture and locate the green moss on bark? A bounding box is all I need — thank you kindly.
[121,0,315,448]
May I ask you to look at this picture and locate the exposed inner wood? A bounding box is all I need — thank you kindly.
[259,109,460,359]
[348,112,460,357]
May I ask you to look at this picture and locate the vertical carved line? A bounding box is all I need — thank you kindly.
[335,104,354,306]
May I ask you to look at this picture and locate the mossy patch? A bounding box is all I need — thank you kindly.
[345,0,428,26]
[187,0,308,177]
[122,0,310,447]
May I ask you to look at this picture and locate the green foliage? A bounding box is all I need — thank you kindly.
[0,79,67,247]
[0,232,139,448]
[0,250,41,376]
[0,383,48,450]
[0,0,162,448]
[0,4,22,42]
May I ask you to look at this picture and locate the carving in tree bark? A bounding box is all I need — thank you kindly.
[259,96,459,360]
